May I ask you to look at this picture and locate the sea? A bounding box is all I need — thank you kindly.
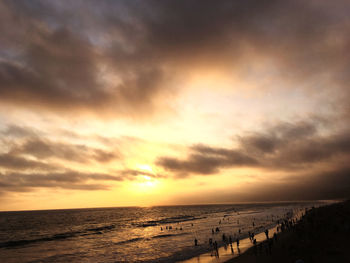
[0,201,328,263]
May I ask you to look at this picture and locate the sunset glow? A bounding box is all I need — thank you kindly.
[0,0,349,211]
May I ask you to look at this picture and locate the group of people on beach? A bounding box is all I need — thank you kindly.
[251,209,307,257]
[158,208,307,259]
[207,231,241,258]
[193,209,305,259]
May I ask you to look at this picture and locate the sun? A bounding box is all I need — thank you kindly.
[127,164,160,193]
[143,176,155,187]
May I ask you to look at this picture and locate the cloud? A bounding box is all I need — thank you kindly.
[0,0,174,117]
[10,138,118,164]
[173,165,350,203]
[235,165,350,201]
[0,170,124,193]
[156,120,350,176]
[0,168,166,193]
[0,125,39,138]
[0,124,166,193]
[0,0,349,117]
[0,153,56,171]
[157,145,258,177]
[118,169,165,179]
[0,125,119,165]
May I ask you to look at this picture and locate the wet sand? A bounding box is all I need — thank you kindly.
[181,224,282,263]
[225,200,350,263]
[181,206,305,263]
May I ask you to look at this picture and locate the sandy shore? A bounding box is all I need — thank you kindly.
[225,200,350,263]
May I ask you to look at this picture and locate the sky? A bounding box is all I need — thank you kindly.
[0,0,350,211]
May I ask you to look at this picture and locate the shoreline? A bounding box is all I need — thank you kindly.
[225,200,350,263]
[180,207,306,263]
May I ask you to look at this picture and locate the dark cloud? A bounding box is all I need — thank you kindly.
[0,125,119,164]
[0,125,39,138]
[0,153,56,171]
[0,171,124,193]
[10,138,118,164]
[238,165,350,201]
[0,168,166,193]
[157,121,350,176]
[0,1,168,116]
[157,146,259,177]
[0,0,349,116]
[118,169,165,179]
[174,166,350,203]
[0,124,165,193]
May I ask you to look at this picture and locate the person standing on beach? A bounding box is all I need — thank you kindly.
[265,229,269,239]
[222,233,226,242]
[236,238,240,248]
[213,241,219,257]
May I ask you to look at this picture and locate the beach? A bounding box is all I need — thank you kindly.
[225,200,350,263]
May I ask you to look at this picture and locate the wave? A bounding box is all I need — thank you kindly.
[115,237,145,245]
[86,224,115,232]
[115,232,189,245]
[0,224,116,249]
[0,234,75,248]
[151,233,188,239]
[138,215,204,227]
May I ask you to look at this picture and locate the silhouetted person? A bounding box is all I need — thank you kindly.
[214,241,219,257]
[222,233,226,242]
[230,243,234,254]
[265,229,269,239]
[236,238,240,248]
[194,238,198,246]
[212,228,214,234]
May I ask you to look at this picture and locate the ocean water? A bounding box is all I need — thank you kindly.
[0,202,324,263]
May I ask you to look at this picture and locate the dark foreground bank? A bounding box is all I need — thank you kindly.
[226,200,350,263]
